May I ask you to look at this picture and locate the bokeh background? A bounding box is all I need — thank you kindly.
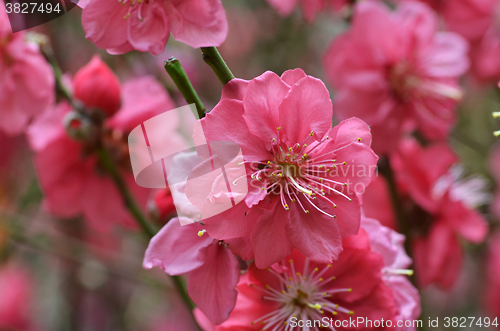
[1,0,500,330]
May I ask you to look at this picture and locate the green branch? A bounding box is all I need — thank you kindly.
[164,58,206,119]
[97,147,157,238]
[201,47,235,85]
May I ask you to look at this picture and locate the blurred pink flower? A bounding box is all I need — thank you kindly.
[196,69,378,269]
[484,233,500,322]
[79,0,228,55]
[27,75,183,231]
[73,56,121,117]
[323,1,469,154]
[362,176,397,230]
[393,139,489,289]
[401,0,500,84]
[436,0,500,84]
[361,217,421,330]
[194,219,419,331]
[143,218,240,325]
[408,0,497,43]
[266,0,348,22]
[0,0,54,135]
[0,264,35,331]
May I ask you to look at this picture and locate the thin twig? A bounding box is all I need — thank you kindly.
[164,57,206,119]
[200,47,235,85]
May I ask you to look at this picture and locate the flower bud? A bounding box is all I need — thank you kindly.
[63,110,95,141]
[73,56,121,117]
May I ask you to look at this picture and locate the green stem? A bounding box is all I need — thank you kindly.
[97,147,157,238]
[98,147,199,322]
[164,58,206,119]
[172,273,196,309]
[40,42,78,109]
[200,47,235,85]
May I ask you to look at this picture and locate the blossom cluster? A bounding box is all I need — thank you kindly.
[0,0,499,330]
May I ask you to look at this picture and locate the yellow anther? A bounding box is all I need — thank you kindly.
[348,311,354,315]
[277,126,281,131]
[348,288,352,292]
[319,277,324,282]
[357,137,361,141]
[332,311,338,315]
[342,161,347,165]
[314,267,319,272]
[197,230,206,237]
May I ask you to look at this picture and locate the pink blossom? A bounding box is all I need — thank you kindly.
[323,1,469,154]
[194,69,378,269]
[79,0,228,55]
[0,0,54,135]
[266,0,348,22]
[361,217,421,330]
[194,220,419,331]
[27,74,183,231]
[143,218,240,325]
[0,264,36,331]
[392,139,489,288]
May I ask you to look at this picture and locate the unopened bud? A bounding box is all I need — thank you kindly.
[73,56,121,117]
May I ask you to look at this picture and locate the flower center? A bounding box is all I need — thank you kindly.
[388,60,462,103]
[250,259,354,331]
[388,61,420,102]
[236,127,355,216]
[119,0,149,21]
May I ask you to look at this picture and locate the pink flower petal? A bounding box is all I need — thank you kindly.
[188,241,239,325]
[143,218,213,275]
